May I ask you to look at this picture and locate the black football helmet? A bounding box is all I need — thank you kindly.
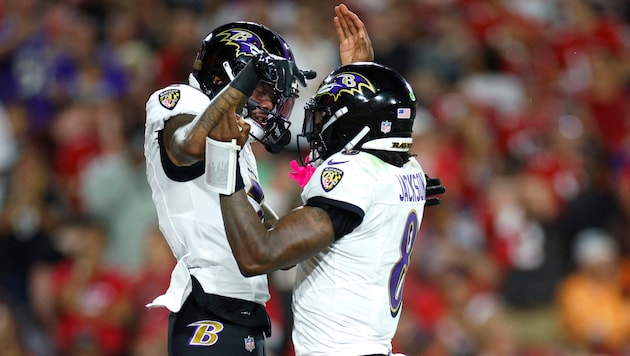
[190,21,296,153]
[300,62,417,164]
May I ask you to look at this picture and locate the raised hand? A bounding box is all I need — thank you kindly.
[208,106,251,147]
[334,3,374,65]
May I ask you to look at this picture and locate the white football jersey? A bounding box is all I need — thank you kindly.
[144,84,269,312]
[292,150,427,356]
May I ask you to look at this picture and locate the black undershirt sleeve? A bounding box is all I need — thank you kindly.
[157,129,204,182]
[304,196,364,241]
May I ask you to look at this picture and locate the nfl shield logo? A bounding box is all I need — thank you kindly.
[244,336,256,352]
[381,120,392,134]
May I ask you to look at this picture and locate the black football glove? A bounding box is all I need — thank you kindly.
[425,174,445,207]
[252,52,312,97]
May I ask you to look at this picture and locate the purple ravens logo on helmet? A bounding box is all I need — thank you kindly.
[216,28,266,58]
[315,72,376,101]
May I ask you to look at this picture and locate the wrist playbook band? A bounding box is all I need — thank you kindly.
[204,137,242,195]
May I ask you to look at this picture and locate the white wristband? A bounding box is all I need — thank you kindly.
[204,137,241,195]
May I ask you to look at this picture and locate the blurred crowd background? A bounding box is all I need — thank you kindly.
[2,0,630,355]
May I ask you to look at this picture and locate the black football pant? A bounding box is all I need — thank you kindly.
[168,277,270,355]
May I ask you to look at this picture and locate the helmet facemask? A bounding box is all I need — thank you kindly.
[244,93,293,154]
[299,99,355,166]
[298,100,331,165]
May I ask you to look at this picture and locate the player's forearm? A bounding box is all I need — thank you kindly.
[220,191,283,275]
[197,87,248,135]
[220,193,335,276]
[172,86,248,163]
[171,59,262,164]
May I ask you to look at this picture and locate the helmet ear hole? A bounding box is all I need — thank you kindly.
[211,75,225,87]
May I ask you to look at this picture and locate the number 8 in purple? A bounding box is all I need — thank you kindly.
[389,210,418,317]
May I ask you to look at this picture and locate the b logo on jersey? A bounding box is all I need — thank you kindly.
[321,167,343,192]
[187,320,224,346]
[316,72,376,101]
[216,28,266,58]
[159,89,180,110]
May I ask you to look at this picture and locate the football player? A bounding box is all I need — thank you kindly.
[144,4,376,355]
[217,62,437,356]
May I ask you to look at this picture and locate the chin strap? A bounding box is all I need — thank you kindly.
[223,61,236,81]
[344,126,370,152]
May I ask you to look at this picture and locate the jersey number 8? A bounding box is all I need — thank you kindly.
[388,210,419,317]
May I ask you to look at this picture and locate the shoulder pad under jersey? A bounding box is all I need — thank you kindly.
[146,84,210,126]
